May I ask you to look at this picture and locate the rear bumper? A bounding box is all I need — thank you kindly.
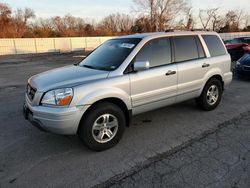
[223,72,233,86]
[23,99,90,135]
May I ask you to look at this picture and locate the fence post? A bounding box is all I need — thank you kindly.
[99,37,101,45]
[13,39,17,55]
[53,38,56,52]
[85,37,87,50]
[70,38,72,52]
[34,38,38,53]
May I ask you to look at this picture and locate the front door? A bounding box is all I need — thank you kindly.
[129,37,178,115]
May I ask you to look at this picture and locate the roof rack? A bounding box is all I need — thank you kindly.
[165,29,211,32]
[165,29,175,32]
[190,29,211,31]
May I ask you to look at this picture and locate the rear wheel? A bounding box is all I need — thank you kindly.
[78,102,126,151]
[196,78,223,111]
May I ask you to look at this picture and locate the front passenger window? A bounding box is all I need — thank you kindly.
[135,38,172,68]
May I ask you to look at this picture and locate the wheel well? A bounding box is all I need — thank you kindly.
[79,98,131,130]
[208,75,224,90]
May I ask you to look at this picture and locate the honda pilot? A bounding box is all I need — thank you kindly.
[23,31,232,151]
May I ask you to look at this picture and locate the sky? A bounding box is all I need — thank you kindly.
[2,0,250,21]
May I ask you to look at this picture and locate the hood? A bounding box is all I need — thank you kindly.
[29,65,109,92]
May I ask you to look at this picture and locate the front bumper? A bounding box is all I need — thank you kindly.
[23,99,90,135]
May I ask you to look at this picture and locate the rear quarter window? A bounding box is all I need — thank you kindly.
[202,35,227,57]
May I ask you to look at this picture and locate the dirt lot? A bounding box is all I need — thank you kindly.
[0,53,250,187]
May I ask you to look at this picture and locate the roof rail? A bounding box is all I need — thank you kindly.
[165,29,212,32]
[190,29,211,31]
[165,29,175,32]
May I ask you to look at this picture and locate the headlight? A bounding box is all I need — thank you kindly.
[41,88,73,106]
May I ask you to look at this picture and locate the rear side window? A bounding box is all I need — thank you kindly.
[202,35,226,57]
[135,38,172,68]
[173,36,199,62]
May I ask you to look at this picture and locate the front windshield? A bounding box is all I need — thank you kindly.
[79,38,141,71]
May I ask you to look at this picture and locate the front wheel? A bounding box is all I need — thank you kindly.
[78,102,126,151]
[196,78,223,111]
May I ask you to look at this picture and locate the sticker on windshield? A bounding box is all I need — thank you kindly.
[110,66,116,70]
[119,43,135,49]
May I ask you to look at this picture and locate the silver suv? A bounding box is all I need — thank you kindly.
[23,31,232,151]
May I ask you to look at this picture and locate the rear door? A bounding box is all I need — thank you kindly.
[172,35,209,102]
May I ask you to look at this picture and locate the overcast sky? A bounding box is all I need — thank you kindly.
[2,0,250,21]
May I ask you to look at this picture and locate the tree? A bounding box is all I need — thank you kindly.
[131,17,151,33]
[100,14,118,34]
[31,18,54,37]
[176,7,195,30]
[84,24,95,36]
[133,0,157,31]
[13,8,36,37]
[0,3,250,38]
[0,3,12,37]
[198,8,226,31]
[199,8,214,30]
[99,13,134,35]
[133,0,188,31]
[243,15,250,31]
[116,14,134,34]
[220,10,244,32]
[210,8,225,31]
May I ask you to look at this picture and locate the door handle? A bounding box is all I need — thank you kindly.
[202,63,210,68]
[165,70,176,76]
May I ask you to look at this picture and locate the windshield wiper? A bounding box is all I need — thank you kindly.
[83,64,96,69]
[82,64,111,71]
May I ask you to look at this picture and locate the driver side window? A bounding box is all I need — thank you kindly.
[135,38,172,68]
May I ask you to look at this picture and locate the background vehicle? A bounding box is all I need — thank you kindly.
[24,31,232,151]
[227,37,250,44]
[234,53,250,78]
[225,37,250,61]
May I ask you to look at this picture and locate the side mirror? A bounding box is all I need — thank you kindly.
[134,61,150,71]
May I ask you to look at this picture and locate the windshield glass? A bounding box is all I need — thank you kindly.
[79,38,141,71]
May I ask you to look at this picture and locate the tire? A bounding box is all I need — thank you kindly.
[78,102,126,151]
[196,78,223,111]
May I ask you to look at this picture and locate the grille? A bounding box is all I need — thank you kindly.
[27,84,36,101]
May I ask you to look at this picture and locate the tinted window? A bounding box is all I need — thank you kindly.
[173,36,199,62]
[202,35,226,57]
[135,38,171,68]
[243,37,250,44]
[79,38,141,71]
[231,38,242,44]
